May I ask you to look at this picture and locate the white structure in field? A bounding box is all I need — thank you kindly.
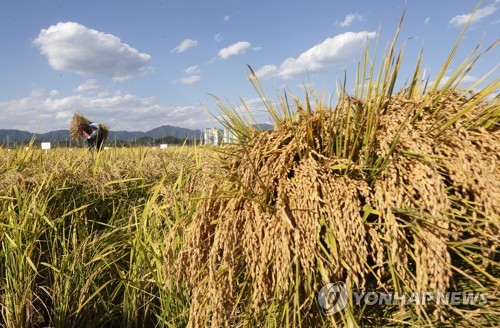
[204,127,237,146]
[160,144,168,149]
[204,127,222,146]
[41,142,51,153]
[41,142,51,149]
[223,129,237,144]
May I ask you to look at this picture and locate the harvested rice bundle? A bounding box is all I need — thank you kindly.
[97,123,109,142]
[174,90,499,327]
[168,13,499,325]
[70,113,91,140]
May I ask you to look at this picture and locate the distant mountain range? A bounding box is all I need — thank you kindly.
[0,125,203,144]
[0,123,274,145]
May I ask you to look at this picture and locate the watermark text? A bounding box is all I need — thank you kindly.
[318,282,488,315]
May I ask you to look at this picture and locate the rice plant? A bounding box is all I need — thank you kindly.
[0,147,201,327]
[174,11,499,328]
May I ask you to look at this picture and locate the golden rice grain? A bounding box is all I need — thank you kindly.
[173,89,499,326]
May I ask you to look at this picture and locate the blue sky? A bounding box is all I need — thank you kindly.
[0,0,498,133]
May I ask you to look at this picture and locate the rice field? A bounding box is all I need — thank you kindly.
[0,147,205,327]
[1,16,499,328]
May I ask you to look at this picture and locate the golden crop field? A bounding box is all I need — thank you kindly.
[1,18,499,328]
[0,146,205,327]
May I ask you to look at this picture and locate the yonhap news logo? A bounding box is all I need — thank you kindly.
[318,282,488,315]
[317,282,348,315]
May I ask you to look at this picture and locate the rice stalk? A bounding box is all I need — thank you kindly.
[174,9,499,327]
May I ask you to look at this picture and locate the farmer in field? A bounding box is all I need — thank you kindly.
[70,113,109,150]
[81,122,106,150]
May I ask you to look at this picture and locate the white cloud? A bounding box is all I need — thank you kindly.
[337,13,363,27]
[170,38,199,53]
[449,4,496,27]
[424,17,431,25]
[460,75,478,84]
[214,33,223,42]
[174,75,201,85]
[30,88,46,97]
[257,31,376,80]
[75,79,101,93]
[429,74,478,87]
[217,41,251,60]
[224,15,231,22]
[28,88,60,98]
[211,97,272,128]
[34,22,152,81]
[255,65,278,80]
[242,97,273,122]
[185,65,201,74]
[0,89,207,132]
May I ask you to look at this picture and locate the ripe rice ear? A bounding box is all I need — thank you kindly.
[70,113,91,140]
[176,88,499,326]
[172,7,499,326]
[98,123,109,142]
